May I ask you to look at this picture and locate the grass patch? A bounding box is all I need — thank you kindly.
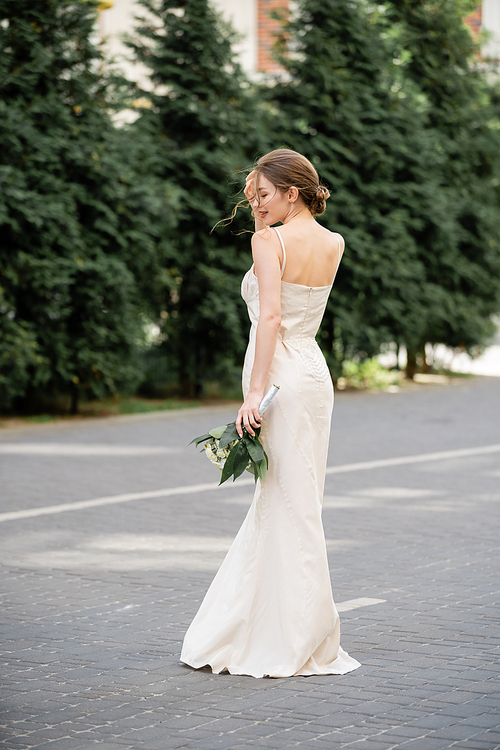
[0,396,202,428]
[94,397,200,415]
[432,368,474,379]
[337,358,403,391]
[21,414,54,424]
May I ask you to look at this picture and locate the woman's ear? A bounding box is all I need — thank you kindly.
[288,186,299,203]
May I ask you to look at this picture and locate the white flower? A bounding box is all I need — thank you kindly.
[204,439,237,471]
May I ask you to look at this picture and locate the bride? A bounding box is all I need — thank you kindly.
[181,149,361,678]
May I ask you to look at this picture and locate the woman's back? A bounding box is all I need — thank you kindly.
[276,221,343,289]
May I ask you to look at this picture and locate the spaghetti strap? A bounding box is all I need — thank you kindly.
[273,227,287,277]
[334,233,343,275]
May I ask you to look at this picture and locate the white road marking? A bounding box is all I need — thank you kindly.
[0,443,180,456]
[116,604,139,611]
[1,443,499,524]
[355,487,438,499]
[87,533,235,553]
[0,527,373,578]
[336,597,386,612]
[2,533,238,571]
[0,482,224,523]
[325,443,500,475]
[112,599,385,612]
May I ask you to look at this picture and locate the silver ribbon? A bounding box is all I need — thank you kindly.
[258,384,280,416]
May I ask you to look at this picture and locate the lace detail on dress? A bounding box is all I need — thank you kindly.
[284,337,330,383]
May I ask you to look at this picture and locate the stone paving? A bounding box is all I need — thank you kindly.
[1,377,499,749]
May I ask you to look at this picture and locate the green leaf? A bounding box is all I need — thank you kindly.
[256,450,269,481]
[208,424,229,439]
[219,441,240,485]
[232,448,250,481]
[219,422,239,447]
[245,435,264,463]
[219,440,248,485]
[245,462,259,482]
[262,453,269,479]
[189,432,212,447]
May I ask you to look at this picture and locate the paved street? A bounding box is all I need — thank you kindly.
[1,377,499,750]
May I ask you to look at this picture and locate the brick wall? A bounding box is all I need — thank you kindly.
[464,5,482,35]
[257,0,289,73]
[256,2,484,74]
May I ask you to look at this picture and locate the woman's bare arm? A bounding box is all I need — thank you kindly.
[236,231,282,437]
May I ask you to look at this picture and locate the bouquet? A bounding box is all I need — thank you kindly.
[190,385,279,485]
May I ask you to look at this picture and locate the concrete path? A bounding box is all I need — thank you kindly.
[1,378,499,749]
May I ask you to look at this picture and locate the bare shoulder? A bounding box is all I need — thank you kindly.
[279,220,343,250]
[315,222,344,250]
[251,227,283,267]
[252,227,281,247]
[332,230,345,253]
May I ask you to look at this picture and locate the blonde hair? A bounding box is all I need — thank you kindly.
[252,149,330,216]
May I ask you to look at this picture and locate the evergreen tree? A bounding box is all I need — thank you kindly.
[386,0,500,372]
[267,0,500,375]
[267,0,435,372]
[129,0,265,396]
[0,0,173,412]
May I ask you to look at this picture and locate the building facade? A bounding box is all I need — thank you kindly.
[465,0,500,60]
[99,0,290,85]
[99,0,500,86]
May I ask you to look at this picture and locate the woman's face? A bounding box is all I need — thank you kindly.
[250,174,291,225]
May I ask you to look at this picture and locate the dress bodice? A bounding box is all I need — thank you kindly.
[241,268,332,344]
[241,225,340,387]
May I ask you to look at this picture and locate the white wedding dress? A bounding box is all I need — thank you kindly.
[181,227,361,678]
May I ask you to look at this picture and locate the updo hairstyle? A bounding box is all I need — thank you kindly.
[253,149,330,216]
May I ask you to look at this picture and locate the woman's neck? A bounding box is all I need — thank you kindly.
[282,205,314,225]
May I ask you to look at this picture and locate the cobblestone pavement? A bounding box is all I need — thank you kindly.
[1,378,499,750]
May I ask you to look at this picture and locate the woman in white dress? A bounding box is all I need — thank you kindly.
[181,149,361,678]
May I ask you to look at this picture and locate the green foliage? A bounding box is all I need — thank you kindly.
[98,396,199,414]
[0,0,175,412]
[268,0,431,364]
[385,0,500,360]
[340,358,402,390]
[267,0,500,373]
[2,0,499,412]
[128,0,268,397]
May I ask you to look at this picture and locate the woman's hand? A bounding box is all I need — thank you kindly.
[236,389,263,438]
[245,170,267,232]
[244,170,257,204]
